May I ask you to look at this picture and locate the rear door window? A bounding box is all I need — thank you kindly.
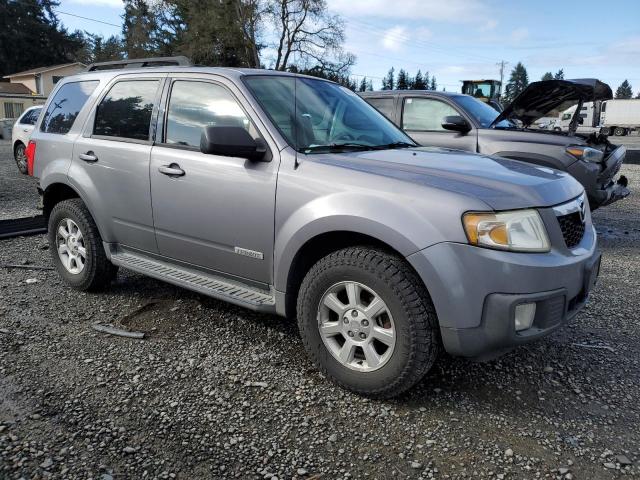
[19,108,41,125]
[94,80,160,141]
[365,97,395,121]
[402,98,460,131]
[41,81,99,134]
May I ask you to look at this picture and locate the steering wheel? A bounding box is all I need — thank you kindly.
[332,132,355,142]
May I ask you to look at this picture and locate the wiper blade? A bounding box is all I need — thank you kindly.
[371,141,415,150]
[303,143,375,153]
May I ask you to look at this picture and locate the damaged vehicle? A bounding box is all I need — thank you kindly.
[360,79,630,209]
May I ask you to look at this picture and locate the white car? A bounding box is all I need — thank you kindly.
[12,106,42,174]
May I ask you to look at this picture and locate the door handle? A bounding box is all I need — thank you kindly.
[158,164,185,177]
[23,129,30,133]
[79,152,98,163]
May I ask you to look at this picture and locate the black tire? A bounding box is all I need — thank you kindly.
[297,247,440,398]
[14,142,28,175]
[614,127,626,136]
[600,127,611,136]
[48,199,118,291]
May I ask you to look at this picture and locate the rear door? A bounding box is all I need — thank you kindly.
[401,96,477,151]
[71,74,165,251]
[149,74,278,285]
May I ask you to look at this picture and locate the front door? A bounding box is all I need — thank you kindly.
[401,96,477,152]
[149,77,278,285]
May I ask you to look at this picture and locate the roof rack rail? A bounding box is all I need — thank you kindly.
[85,56,192,72]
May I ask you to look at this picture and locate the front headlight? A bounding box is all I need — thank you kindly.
[566,146,604,163]
[462,209,550,252]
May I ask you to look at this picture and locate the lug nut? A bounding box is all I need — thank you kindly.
[347,331,354,337]
[343,318,349,324]
[361,319,369,327]
[351,310,358,317]
[359,332,366,339]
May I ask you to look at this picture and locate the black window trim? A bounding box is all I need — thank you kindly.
[155,77,272,161]
[90,76,164,145]
[401,95,476,132]
[40,80,99,135]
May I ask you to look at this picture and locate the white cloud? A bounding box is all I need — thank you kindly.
[381,26,410,52]
[479,19,498,31]
[65,0,123,6]
[510,27,529,42]
[328,0,489,23]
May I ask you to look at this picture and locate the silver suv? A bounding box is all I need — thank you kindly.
[28,58,601,398]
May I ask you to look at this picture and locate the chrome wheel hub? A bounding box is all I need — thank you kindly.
[56,218,86,274]
[317,281,396,372]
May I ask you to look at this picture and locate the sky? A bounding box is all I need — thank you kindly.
[57,0,640,94]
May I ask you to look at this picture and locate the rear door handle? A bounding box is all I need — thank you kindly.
[79,152,98,163]
[158,164,185,177]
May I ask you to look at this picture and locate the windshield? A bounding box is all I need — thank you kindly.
[455,95,514,128]
[244,76,415,153]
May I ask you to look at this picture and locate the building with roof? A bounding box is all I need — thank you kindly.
[1,62,85,119]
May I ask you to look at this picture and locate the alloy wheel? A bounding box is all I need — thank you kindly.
[56,218,87,274]
[317,281,396,372]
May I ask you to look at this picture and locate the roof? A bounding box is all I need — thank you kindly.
[0,82,33,94]
[359,90,462,98]
[4,62,86,79]
[50,66,340,85]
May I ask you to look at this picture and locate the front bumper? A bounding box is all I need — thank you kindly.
[570,145,630,209]
[407,230,600,360]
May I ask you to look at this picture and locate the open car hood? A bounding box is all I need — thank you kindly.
[491,79,612,127]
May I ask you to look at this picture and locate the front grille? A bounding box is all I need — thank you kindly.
[557,212,585,248]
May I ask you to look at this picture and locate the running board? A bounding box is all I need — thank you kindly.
[110,251,276,312]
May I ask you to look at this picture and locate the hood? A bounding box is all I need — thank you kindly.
[491,78,612,128]
[312,147,583,211]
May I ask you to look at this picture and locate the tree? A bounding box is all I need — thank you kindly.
[429,76,437,91]
[382,67,395,90]
[358,76,367,92]
[412,70,427,89]
[269,0,353,74]
[554,68,564,80]
[504,62,529,104]
[122,0,160,58]
[0,0,85,78]
[541,72,553,81]
[615,80,633,99]
[396,69,410,90]
[636,90,640,99]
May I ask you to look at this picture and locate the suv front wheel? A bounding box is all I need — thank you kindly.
[297,247,440,398]
[48,199,118,291]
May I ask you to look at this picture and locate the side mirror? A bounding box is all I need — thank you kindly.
[200,125,267,161]
[441,115,471,133]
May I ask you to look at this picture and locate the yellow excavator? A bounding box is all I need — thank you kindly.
[461,79,503,111]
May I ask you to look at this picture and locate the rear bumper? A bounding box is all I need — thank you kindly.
[407,237,600,361]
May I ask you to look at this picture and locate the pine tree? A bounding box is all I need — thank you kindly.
[541,72,553,81]
[122,0,160,58]
[554,69,564,80]
[504,62,529,104]
[366,79,373,91]
[412,70,426,89]
[636,90,640,99]
[429,76,437,91]
[396,69,409,89]
[358,77,367,92]
[382,67,395,90]
[615,80,633,99]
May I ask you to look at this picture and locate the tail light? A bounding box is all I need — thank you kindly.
[25,141,36,176]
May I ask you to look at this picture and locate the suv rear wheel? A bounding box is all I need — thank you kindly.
[297,247,439,398]
[48,199,118,291]
[14,142,27,174]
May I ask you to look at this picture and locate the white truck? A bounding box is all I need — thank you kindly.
[599,99,640,136]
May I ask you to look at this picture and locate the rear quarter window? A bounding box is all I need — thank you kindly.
[365,97,395,121]
[40,81,99,134]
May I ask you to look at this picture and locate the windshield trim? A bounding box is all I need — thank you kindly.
[241,74,416,154]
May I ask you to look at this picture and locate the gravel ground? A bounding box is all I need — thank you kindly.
[1,140,639,479]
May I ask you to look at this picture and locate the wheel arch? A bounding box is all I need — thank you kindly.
[13,139,25,153]
[280,229,422,320]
